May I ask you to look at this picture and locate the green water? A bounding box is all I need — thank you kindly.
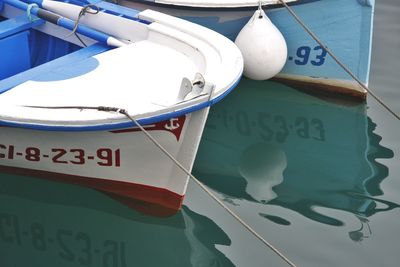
[1,0,400,266]
[191,79,400,266]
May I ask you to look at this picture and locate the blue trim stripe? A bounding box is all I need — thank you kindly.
[0,77,241,132]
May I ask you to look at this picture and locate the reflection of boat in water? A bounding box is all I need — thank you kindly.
[0,173,234,267]
[193,79,398,240]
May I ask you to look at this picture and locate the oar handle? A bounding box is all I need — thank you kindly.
[2,0,125,47]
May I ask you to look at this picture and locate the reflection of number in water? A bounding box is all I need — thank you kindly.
[274,115,289,143]
[31,223,46,251]
[236,111,251,136]
[103,240,127,267]
[207,108,326,143]
[295,117,325,141]
[295,117,309,139]
[258,112,273,141]
[76,232,92,265]
[0,214,14,243]
[57,229,75,261]
[311,119,325,141]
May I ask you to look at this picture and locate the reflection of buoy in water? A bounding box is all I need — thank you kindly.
[234,8,287,80]
[239,143,287,203]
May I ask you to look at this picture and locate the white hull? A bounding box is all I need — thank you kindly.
[0,108,209,214]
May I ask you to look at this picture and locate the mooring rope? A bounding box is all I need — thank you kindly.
[118,108,297,267]
[68,4,100,47]
[276,0,400,121]
[25,104,296,267]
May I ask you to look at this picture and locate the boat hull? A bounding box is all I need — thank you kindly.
[124,0,375,98]
[0,108,209,215]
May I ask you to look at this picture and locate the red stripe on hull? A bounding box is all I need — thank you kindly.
[0,165,184,216]
[110,116,186,141]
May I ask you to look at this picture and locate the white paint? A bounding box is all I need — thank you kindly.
[0,111,204,197]
[235,9,287,80]
[139,9,244,96]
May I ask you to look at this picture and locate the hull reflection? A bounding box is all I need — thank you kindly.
[0,173,234,266]
[193,79,398,241]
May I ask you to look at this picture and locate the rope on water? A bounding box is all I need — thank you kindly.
[24,104,297,267]
[276,0,400,121]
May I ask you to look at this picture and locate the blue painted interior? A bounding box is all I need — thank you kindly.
[0,16,81,81]
[0,30,31,79]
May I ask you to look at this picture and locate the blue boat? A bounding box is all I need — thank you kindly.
[120,0,375,98]
[0,0,243,215]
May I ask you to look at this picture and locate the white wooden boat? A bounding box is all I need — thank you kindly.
[0,0,243,215]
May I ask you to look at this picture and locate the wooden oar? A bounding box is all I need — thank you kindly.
[2,0,126,47]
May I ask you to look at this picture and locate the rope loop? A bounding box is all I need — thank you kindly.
[257,0,264,18]
[68,4,100,47]
[26,3,39,22]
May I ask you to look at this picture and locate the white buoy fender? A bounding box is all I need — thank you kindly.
[234,9,287,80]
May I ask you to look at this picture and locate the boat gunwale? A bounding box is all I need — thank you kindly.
[0,77,241,132]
